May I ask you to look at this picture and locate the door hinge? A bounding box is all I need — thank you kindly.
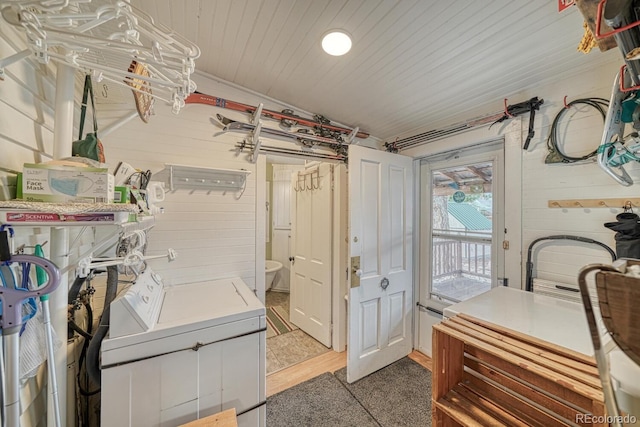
[502,240,509,250]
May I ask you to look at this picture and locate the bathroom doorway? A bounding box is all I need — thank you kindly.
[265,158,346,374]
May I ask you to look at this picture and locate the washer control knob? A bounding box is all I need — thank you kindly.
[151,272,163,286]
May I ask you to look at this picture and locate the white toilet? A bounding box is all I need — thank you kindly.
[265,260,283,291]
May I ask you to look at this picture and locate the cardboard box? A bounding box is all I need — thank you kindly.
[22,163,114,203]
[113,185,131,204]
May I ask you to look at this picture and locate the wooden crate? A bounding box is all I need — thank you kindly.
[432,314,605,427]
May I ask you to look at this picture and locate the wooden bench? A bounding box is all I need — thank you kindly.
[432,314,606,427]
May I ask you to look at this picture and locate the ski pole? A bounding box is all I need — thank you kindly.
[34,244,62,427]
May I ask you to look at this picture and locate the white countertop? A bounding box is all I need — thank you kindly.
[443,286,594,356]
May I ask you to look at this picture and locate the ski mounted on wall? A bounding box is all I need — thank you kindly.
[215,114,348,156]
[236,140,347,163]
[383,96,543,153]
[185,92,369,139]
[216,114,344,146]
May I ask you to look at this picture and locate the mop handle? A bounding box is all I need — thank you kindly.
[0,255,60,329]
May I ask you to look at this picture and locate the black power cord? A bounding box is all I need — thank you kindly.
[545,97,609,163]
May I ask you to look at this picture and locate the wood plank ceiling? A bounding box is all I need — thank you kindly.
[432,162,492,194]
[130,0,620,143]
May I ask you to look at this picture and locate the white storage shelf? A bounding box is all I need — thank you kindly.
[0,210,134,226]
[163,164,251,191]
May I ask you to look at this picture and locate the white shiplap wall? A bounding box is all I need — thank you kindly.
[98,68,368,291]
[406,52,636,290]
[98,73,305,290]
[518,57,638,286]
[1,22,57,427]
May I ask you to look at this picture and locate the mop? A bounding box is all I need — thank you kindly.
[0,254,60,427]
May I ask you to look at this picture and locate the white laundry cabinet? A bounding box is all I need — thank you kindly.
[101,272,266,427]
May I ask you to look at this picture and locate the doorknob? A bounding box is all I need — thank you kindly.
[380,277,390,290]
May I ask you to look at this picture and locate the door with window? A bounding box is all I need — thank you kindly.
[418,141,505,355]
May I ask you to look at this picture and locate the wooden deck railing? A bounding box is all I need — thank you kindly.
[432,238,491,279]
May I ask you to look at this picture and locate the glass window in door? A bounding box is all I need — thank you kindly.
[430,161,493,303]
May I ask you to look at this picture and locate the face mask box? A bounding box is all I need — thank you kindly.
[22,163,114,203]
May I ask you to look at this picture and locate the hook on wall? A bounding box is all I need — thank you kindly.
[294,167,321,192]
[294,172,308,192]
[504,98,514,118]
[548,198,640,209]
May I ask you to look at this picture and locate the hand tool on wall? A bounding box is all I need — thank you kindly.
[597,71,640,185]
[490,97,544,150]
[595,0,640,185]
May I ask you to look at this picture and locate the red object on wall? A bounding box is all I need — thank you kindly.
[559,0,575,12]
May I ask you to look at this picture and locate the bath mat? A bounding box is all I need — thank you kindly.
[266,306,298,337]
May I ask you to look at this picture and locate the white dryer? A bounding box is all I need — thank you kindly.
[101,269,266,427]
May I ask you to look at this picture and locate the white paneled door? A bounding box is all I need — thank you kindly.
[347,146,414,383]
[289,164,333,347]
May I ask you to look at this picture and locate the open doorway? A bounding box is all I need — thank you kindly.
[265,158,340,374]
[262,146,414,382]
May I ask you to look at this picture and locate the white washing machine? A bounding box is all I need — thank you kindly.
[100,269,266,427]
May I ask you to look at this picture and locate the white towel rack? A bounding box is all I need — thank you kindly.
[160,164,252,192]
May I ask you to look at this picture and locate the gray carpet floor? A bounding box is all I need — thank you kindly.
[266,357,432,427]
[266,372,379,427]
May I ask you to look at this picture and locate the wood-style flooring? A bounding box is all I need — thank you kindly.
[266,350,432,397]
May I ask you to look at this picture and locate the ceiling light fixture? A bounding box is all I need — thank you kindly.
[321,30,352,56]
